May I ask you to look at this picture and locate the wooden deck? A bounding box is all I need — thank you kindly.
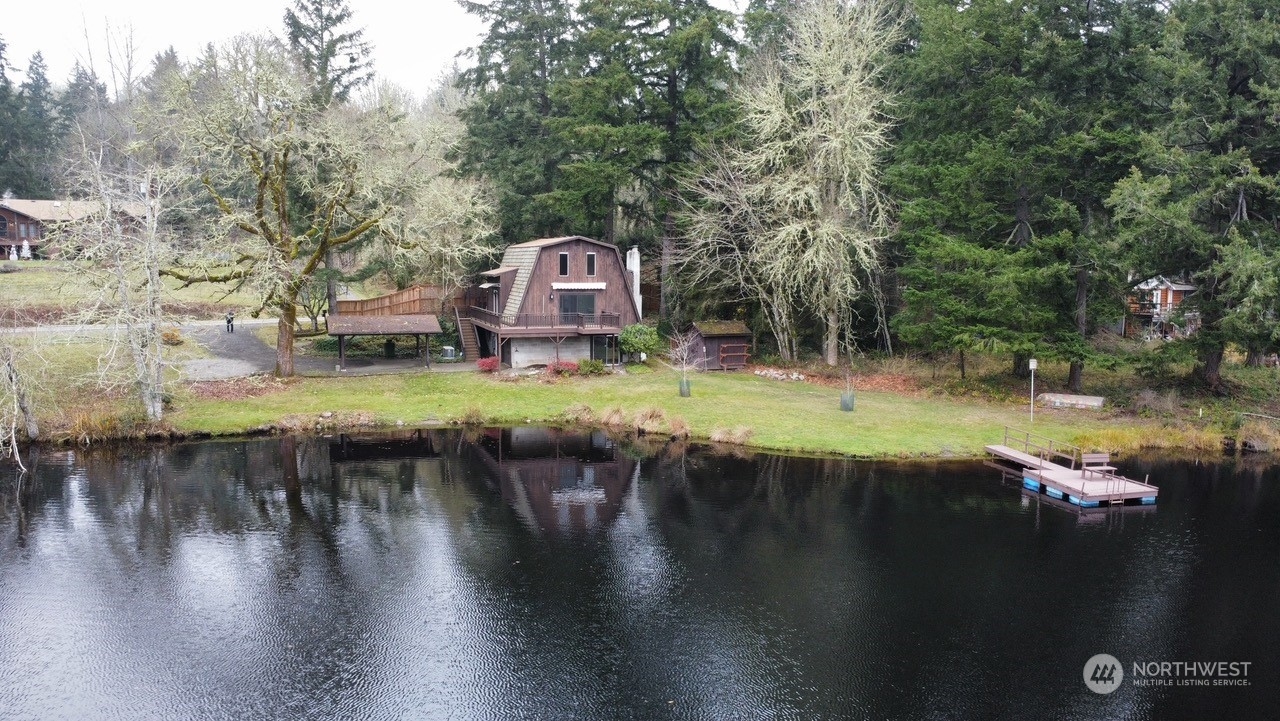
[985,428,1158,508]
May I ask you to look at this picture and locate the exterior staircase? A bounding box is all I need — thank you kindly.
[454,307,481,360]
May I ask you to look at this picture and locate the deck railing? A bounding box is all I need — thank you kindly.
[1003,426,1081,470]
[466,306,622,331]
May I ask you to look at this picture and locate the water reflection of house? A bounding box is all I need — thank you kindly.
[466,427,633,535]
[1124,276,1198,339]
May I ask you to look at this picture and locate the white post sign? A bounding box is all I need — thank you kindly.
[1029,358,1038,423]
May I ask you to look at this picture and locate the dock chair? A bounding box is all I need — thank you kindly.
[1080,452,1116,478]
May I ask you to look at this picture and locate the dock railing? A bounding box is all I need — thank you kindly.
[1002,426,1081,470]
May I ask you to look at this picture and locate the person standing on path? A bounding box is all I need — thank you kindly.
[225,311,235,333]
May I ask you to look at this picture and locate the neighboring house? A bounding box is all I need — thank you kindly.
[1125,276,1198,338]
[0,199,143,259]
[460,236,642,368]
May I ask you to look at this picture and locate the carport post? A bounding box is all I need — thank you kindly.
[338,335,346,371]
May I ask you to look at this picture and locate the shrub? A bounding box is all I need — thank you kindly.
[160,328,184,346]
[600,407,628,427]
[668,416,691,439]
[620,323,663,356]
[710,426,754,445]
[476,356,500,373]
[578,359,606,375]
[459,406,486,425]
[548,360,579,376]
[561,403,596,425]
[634,407,667,435]
[0,263,20,274]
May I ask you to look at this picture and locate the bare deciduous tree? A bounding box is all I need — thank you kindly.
[678,0,902,364]
[58,138,187,422]
[1,343,39,471]
[160,38,494,376]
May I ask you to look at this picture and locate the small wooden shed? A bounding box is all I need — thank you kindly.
[691,321,751,370]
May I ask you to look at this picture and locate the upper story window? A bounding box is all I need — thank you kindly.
[586,252,596,277]
[558,252,569,276]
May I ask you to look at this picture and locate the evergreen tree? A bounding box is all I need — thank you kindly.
[891,0,1164,389]
[284,0,374,106]
[14,53,58,197]
[457,0,577,244]
[58,62,109,137]
[0,36,20,195]
[1108,0,1280,392]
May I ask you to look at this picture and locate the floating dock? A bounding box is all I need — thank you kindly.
[985,427,1158,508]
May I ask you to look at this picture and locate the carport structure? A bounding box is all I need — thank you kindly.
[327,314,443,371]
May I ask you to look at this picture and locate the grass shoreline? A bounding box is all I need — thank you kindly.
[25,365,1238,460]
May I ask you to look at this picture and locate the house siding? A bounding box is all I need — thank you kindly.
[516,238,638,325]
[510,337,591,368]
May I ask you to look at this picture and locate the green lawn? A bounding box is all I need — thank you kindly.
[168,366,1149,457]
[0,260,261,311]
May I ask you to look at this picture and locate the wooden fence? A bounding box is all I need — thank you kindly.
[336,286,456,316]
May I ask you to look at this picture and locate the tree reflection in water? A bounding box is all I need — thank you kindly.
[0,433,1278,720]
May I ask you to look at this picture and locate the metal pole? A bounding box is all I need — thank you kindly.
[1029,358,1037,424]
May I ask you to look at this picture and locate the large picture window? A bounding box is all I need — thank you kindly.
[558,293,595,322]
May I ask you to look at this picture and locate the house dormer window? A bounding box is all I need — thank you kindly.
[586,252,596,277]
[559,252,569,276]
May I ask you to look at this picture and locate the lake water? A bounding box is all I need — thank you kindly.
[1,429,1276,720]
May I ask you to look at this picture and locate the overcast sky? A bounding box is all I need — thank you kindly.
[4,0,742,98]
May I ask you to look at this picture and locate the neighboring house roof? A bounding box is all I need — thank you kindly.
[1136,275,1196,292]
[481,265,519,276]
[693,320,751,337]
[0,199,146,222]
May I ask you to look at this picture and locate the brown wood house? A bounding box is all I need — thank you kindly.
[1124,276,1197,338]
[461,236,642,368]
[691,321,752,370]
[0,199,143,260]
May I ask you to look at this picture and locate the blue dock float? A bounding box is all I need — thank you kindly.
[987,427,1159,508]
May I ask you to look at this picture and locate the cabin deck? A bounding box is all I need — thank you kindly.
[985,429,1158,508]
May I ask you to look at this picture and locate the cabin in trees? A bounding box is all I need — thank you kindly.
[1124,276,1198,339]
[460,236,642,368]
[0,199,142,260]
[690,321,751,370]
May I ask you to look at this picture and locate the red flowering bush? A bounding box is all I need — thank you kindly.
[548,360,580,376]
[476,357,500,373]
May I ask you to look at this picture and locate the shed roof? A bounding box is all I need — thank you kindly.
[693,320,751,337]
[327,314,442,336]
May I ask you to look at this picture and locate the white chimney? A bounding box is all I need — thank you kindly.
[626,247,642,317]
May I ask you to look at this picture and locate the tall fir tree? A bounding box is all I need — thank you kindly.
[284,0,374,106]
[457,0,577,245]
[1108,0,1280,392]
[891,0,1165,390]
